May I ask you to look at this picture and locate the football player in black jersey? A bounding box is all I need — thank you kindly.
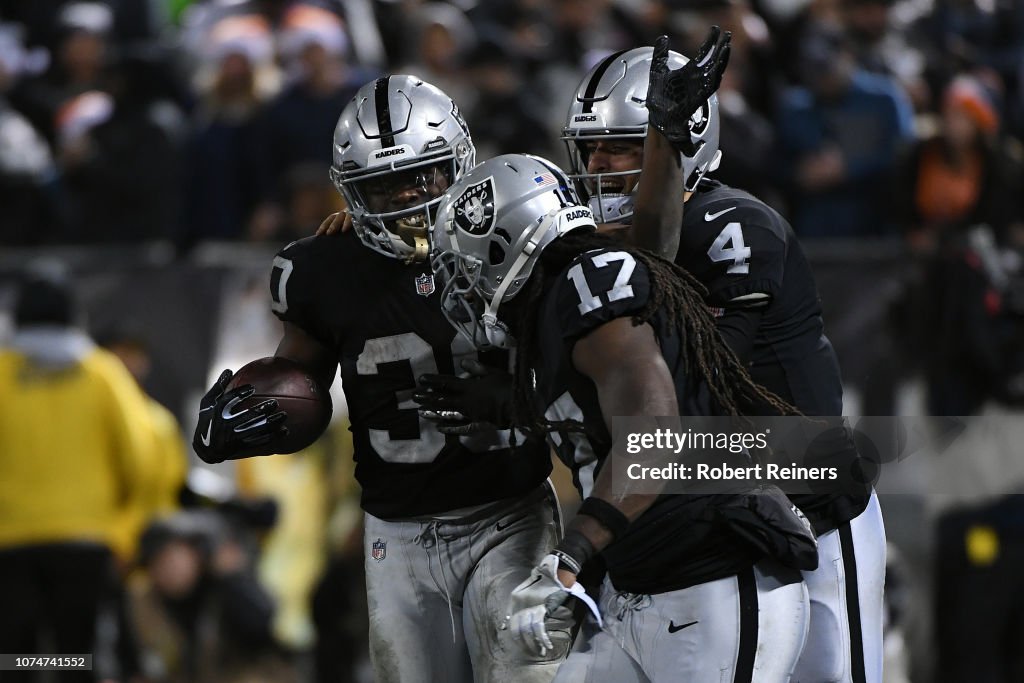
[192,76,567,683]
[560,46,887,683]
[430,153,818,682]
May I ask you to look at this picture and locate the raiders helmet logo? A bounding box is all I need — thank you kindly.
[452,177,496,236]
[690,101,711,135]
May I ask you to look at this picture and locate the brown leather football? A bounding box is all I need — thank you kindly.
[227,356,332,453]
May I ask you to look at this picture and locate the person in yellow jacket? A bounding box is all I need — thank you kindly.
[98,324,190,556]
[0,266,156,681]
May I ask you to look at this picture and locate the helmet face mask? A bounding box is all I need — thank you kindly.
[562,47,722,217]
[433,249,494,347]
[431,154,597,350]
[330,76,476,262]
[566,137,645,223]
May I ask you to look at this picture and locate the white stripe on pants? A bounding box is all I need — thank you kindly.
[793,493,886,683]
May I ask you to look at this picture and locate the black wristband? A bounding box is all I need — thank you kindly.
[577,497,630,540]
[553,529,596,575]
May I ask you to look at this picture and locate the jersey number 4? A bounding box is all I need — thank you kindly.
[567,251,636,315]
[707,222,751,274]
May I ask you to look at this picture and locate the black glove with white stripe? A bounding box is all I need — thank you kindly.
[647,28,731,156]
[193,370,288,464]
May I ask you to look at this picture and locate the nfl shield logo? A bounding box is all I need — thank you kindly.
[371,538,387,562]
[415,273,435,297]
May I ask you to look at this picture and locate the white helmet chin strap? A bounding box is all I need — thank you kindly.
[478,206,596,348]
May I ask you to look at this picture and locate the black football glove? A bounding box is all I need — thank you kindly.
[647,28,732,156]
[193,369,288,464]
[414,359,514,435]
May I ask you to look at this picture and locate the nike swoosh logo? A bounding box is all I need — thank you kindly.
[668,620,698,633]
[704,207,736,221]
[200,421,212,447]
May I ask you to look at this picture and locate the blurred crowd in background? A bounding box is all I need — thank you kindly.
[0,0,1022,248]
[3,0,1024,682]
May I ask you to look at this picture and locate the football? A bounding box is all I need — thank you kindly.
[226,356,332,453]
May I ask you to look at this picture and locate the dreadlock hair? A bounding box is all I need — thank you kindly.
[509,228,799,439]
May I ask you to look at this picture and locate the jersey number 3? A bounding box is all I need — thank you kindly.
[707,222,751,274]
[356,333,511,464]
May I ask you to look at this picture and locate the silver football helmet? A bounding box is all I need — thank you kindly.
[330,75,476,262]
[432,154,597,349]
[562,47,722,222]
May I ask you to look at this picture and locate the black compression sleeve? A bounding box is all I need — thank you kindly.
[715,306,764,364]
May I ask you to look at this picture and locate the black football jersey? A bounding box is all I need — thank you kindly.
[270,231,551,518]
[677,179,869,531]
[532,245,808,593]
[678,179,843,414]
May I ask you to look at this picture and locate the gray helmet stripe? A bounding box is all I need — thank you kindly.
[374,76,395,147]
[580,49,628,113]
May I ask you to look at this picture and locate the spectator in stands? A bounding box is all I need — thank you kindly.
[895,73,1024,416]
[96,322,189,683]
[841,0,930,110]
[926,0,1024,136]
[97,323,188,526]
[0,22,54,245]
[0,0,159,51]
[181,14,279,247]
[0,263,155,682]
[234,433,333,661]
[9,2,113,143]
[895,74,1023,253]
[462,35,550,159]
[776,21,914,238]
[248,4,376,241]
[397,2,476,114]
[54,49,185,244]
[129,510,293,683]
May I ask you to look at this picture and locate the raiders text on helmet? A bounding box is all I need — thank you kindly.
[330,75,476,261]
[562,47,722,221]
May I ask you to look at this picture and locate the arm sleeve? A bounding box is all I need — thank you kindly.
[700,220,786,307]
[714,307,764,364]
[269,238,336,349]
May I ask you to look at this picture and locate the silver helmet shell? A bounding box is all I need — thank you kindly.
[432,154,597,349]
[562,47,722,221]
[329,75,476,261]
